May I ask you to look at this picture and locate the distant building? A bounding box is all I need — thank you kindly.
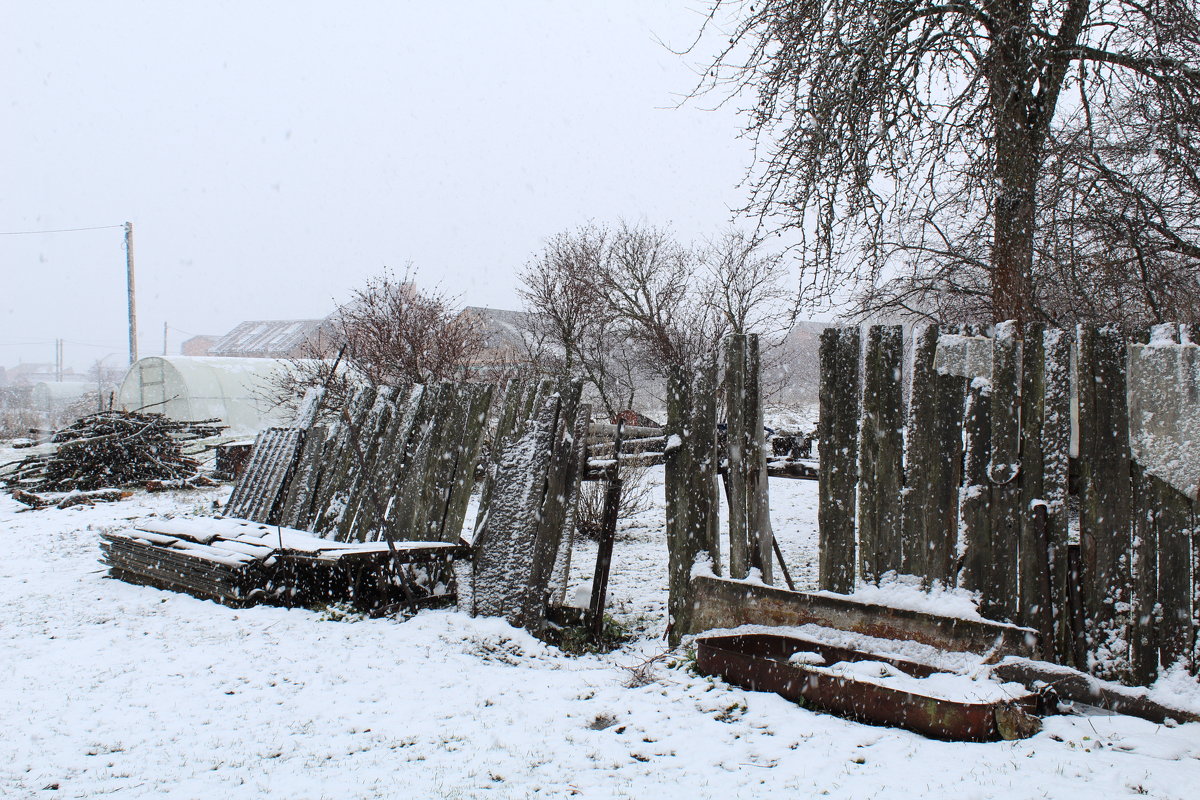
[180,335,221,357]
[612,409,662,428]
[2,362,86,386]
[208,319,331,359]
[458,307,532,371]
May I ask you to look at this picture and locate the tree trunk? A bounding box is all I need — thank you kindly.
[988,0,1038,324]
[992,135,1037,324]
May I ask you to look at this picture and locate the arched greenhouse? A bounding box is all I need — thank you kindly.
[117,356,297,433]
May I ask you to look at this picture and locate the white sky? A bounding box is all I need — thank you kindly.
[2,1,753,371]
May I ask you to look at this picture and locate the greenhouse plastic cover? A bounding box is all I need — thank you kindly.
[117,356,306,433]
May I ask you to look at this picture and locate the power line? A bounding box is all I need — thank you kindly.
[0,224,124,236]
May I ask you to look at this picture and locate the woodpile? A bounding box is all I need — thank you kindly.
[3,411,224,498]
[12,488,132,510]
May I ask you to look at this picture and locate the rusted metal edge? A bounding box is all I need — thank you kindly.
[696,632,1040,742]
[992,658,1200,725]
[689,575,1039,658]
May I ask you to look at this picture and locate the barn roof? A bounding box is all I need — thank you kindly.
[460,307,532,351]
[208,319,327,358]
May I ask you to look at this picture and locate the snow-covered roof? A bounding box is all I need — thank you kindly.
[460,307,532,351]
[208,319,327,358]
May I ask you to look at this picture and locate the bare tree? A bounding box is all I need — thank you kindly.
[87,358,125,410]
[700,230,792,336]
[518,225,643,417]
[597,221,725,374]
[519,222,792,415]
[691,0,1200,324]
[859,94,1200,328]
[275,271,486,411]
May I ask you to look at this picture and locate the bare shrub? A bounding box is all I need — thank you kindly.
[272,269,486,412]
[575,458,655,541]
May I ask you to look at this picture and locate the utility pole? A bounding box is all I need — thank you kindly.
[125,221,138,365]
[163,321,168,356]
[55,339,63,382]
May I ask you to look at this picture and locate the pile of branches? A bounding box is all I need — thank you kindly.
[2,411,225,496]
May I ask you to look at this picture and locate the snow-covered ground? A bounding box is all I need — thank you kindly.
[2,468,1198,799]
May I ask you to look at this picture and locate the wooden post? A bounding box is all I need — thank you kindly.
[384,384,447,540]
[364,384,425,538]
[522,381,586,629]
[745,334,774,584]
[724,335,749,578]
[473,379,528,543]
[278,424,329,529]
[1022,321,1051,633]
[959,379,993,608]
[549,403,592,605]
[694,363,722,579]
[929,367,966,586]
[1077,325,1133,679]
[1041,328,1073,663]
[989,322,1021,623]
[818,327,860,593]
[1130,464,1159,684]
[901,324,963,584]
[1192,499,1199,677]
[1156,474,1194,673]
[309,385,375,535]
[1018,322,1047,633]
[858,325,904,582]
[665,369,693,644]
[664,362,718,645]
[471,395,560,623]
[589,421,625,640]
[440,384,496,542]
[901,324,937,579]
[333,387,397,542]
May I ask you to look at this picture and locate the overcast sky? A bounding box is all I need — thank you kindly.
[2,1,755,371]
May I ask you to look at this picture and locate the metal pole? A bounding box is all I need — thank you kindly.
[163,321,168,356]
[125,221,138,365]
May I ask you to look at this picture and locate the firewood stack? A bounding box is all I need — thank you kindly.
[2,411,225,496]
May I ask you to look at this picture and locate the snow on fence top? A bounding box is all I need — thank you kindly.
[1129,335,1200,500]
[935,328,1199,500]
[933,334,995,382]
